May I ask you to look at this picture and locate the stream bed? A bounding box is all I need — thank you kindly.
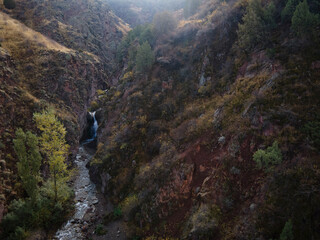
[54,146,98,240]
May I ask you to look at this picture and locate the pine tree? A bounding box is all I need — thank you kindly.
[237,0,265,51]
[33,109,69,202]
[280,220,294,240]
[237,0,276,51]
[291,0,319,37]
[282,0,301,22]
[135,42,155,73]
[13,129,42,201]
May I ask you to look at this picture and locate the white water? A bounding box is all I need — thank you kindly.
[82,111,98,144]
[55,112,99,239]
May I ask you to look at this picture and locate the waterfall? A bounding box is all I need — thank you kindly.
[82,111,98,145]
[89,111,98,139]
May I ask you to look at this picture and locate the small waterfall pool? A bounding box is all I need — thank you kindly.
[54,112,99,240]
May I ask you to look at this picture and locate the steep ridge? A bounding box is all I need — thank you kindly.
[9,0,130,75]
[89,0,320,239]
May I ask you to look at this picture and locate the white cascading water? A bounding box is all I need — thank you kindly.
[82,111,98,144]
[55,112,99,240]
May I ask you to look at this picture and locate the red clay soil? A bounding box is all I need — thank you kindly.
[157,132,262,238]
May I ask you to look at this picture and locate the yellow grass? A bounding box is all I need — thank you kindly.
[0,12,73,53]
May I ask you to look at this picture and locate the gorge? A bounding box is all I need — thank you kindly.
[1,0,320,240]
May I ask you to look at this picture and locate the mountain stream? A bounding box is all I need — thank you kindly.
[54,112,99,240]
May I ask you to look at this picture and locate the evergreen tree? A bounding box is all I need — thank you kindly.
[291,0,319,37]
[33,109,69,202]
[280,220,294,240]
[3,0,16,9]
[282,0,301,22]
[13,129,42,201]
[237,0,276,51]
[135,42,155,73]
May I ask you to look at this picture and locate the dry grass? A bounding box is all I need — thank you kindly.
[0,12,73,53]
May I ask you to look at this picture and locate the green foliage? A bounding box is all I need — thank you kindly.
[95,224,107,236]
[0,194,73,239]
[253,141,282,171]
[291,0,320,37]
[135,42,155,73]
[0,199,33,239]
[116,24,155,69]
[139,24,155,46]
[13,129,42,201]
[184,0,200,18]
[303,120,320,150]
[281,0,301,21]
[103,206,123,225]
[33,109,70,202]
[3,0,16,9]
[40,179,72,204]
[184,204,221,238]
[280,220,294,240]
[153,11,177,37]
[237,0,276,51]
[113,206,122,218]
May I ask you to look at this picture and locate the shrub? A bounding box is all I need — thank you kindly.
[291,0,320,38]
[0,199,33,239]
[280,220,294,240]
[95,224,107,236]
[184,204,221,238]
[303,120,320,151]
[113,206,122,219]
[121,195,139,218]
[253,141,282,171]
[3,0,16,9]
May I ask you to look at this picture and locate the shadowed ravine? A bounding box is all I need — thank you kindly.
[55,113,99,240]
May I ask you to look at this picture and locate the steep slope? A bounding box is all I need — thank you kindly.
[89,0,320,239]
[9,0,130,75]
[0,0,128,231]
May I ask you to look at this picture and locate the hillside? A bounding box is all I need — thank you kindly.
[0,0,127,238]
[1,0,320,239]
[9,0,130,75]
[89,0,320,239]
